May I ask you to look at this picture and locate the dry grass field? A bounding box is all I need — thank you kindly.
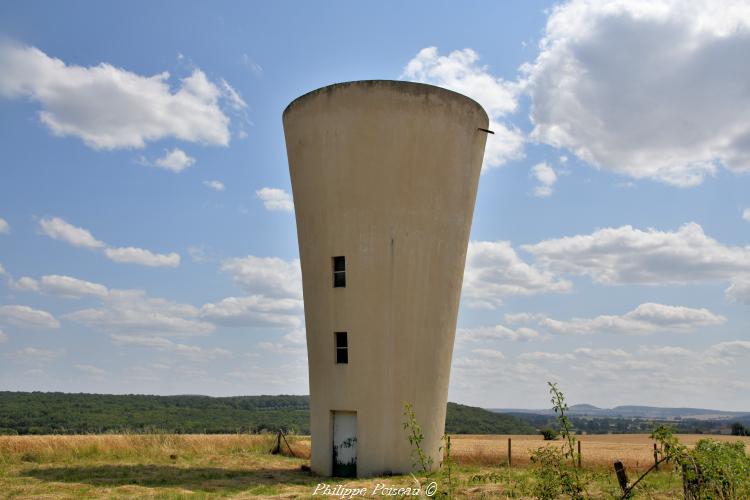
[1,433,748,498]
[449,433,750,471]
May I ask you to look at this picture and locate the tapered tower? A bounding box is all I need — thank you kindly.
[283,80,488,477]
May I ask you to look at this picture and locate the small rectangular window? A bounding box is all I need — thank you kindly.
[333,256,346,288]
[335,331,348,364]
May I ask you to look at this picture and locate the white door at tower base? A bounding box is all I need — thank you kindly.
[332,411,357,477]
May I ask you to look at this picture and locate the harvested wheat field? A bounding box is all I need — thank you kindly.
[449,433,750,471]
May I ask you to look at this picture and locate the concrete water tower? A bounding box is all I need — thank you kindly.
[283,80,488,477]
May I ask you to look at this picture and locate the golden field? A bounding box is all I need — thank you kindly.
[449,433,750,471]
[1,433,748,498]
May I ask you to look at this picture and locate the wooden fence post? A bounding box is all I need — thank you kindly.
[653,443,659,471]
[614,460,629,495]
[577,440,582,468]
[507,437,512,467]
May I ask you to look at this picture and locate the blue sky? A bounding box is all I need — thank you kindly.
[1,0,749,409]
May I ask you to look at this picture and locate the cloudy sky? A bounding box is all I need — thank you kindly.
[1,0,749,410]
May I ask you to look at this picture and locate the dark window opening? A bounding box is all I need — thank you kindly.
[335,331,348,364]
[333,256,346,288]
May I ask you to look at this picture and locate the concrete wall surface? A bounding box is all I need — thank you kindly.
[283,80,488,477]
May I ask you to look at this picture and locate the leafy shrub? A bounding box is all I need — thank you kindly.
[540,428,558,441]
[529,383,588,500]
[623,425,750,499]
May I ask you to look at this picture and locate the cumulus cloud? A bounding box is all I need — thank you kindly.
[153,148,195,173]
[74,364,106,376]
[39,217,180,268]
[462,240,571,308]
[531,162,557,197]
[706,341,750,359]
[519,351,574,361]
[0,218,9,234]
[110,334,230,360]
[0,305,60,329]
[200,295,303,328]
[39,217,104,249]
[0,42,241,149]
[523,223,750,290]
[638,345,694,358]
[220,255,302,299]
[457,324,541,343]
[524,0,750,186]
[64,289,214,336]
[401,47,524,169]
[574,347,630,359]
[12,274,108,298]
[539,302,725,336]
[725,278,750,304]
[104,247,180,268]
[471,348,506,360]
[256,188,294,213]
[10,277,41,292]
[203,180,225,191]
[6,347,63,362]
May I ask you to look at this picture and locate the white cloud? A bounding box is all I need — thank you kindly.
[0,263,5,275]
[12,274,108,298]
[110,334,229,360]
[462,240,571,308]
[221,255,302,299]
[0,218,9,234]
[241,54,263,77]
[539,302,725,336]
[203,180,225,191]
[574,347,630,359]
[471,348,506,360]
[200,295,303,328]
[519,351,574,361]
[39,217,180,268]
[104,247,180,268]
[153,148,195,173]
[524,0,750,186]
[725,278,750,304]
[402,47,524,169]
[457,324,541,343]
[503,312,546,324]
[0,305,60,329]
[6,347,63,362]
[74,364,106,376]
[40,275,108,298]
[637,345,693,358]
[524,222,750,288]
[706,341,750,359]
[39,217,105,249]
[743,208,750,222]
[256,188,294,213]
[219,79,246,111]
[64,289,214,336]
[10,276,40,292]
[531,162,557,197]
[0,42,240,149]
[0,329,7,343]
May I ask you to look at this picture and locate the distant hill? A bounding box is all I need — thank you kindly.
[492,404,750,421]
[0,392,535,436]
[446,403,536,434]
